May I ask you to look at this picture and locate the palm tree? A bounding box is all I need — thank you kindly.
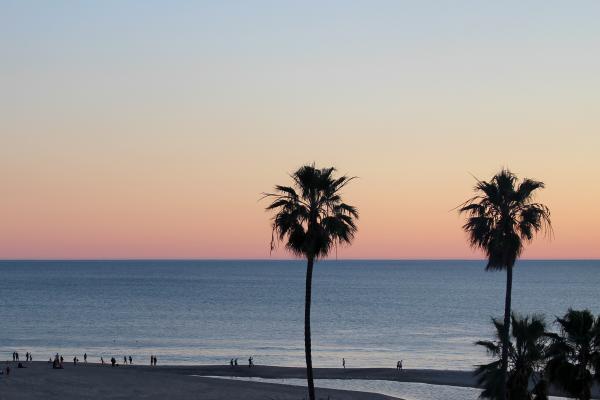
[476,313,550,400]
[545,309,600,400]
[263,164,358,400]
[460,169,552,399]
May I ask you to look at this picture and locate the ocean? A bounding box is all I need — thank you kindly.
[1,260,598,370]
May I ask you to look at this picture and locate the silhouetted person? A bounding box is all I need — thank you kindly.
[230,359,234,367]
[6,365,10,376]
[16,352,19,361]
[60,355,64,364]
[234,358,238,366]
[248,357,253,368]
[73,357,77,365]
[111,357,116,367]
[84,353,87,363]
[12,352,15,362]
[101,357,105,365]
[398,360,403,371]
[342,358,345,369]
[154,356,157,366]
[129,356,132,365]
[124,356,127,365]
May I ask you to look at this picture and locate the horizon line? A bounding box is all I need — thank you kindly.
[1,258,599,262]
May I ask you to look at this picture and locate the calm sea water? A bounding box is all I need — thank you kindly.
[0,260,598,370]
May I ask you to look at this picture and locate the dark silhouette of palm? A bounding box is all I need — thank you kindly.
[264,164,358,400]
[460,169,551,399]
[476,313,549,400]
[545,309,600,400]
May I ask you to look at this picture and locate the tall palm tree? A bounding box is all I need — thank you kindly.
[546,309,600,400]
[264,164,358,400]
[460,169,552,399]
[476,313,550,400]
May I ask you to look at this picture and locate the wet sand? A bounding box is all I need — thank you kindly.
[161,364,478,387]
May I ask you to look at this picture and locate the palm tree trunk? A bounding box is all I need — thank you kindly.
[305,255,316,400]
[500,264,513,400]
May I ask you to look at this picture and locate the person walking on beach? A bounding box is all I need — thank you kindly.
[101,357,104,365]
[248,357,253,368]
[84,353,87,363]
[397,360,403,371]
[230,359,234,367]
[129,356,132,365]
[150,355,153,366]
[234,358,238,366]
[123,356,127,365]
[342,358,345,369]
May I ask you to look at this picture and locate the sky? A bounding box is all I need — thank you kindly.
[1,1,599,259]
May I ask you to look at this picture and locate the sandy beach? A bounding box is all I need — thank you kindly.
[0,361,400,400]
[3,362,598,399]
[0,362,476,399]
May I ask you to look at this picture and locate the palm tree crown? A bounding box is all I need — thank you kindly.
[459,168,552,270]
[265,164,358,259]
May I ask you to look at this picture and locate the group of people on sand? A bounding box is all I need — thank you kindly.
[396,360,403,371]
[8,350,403,372]
[12,351,33,362]
[106,355,135,367]
[229,357,254,368]
[339,357,403,371]
[51,353,64,369]
[44,352,135,368]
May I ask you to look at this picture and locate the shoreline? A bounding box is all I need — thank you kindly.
[152,364,479,388]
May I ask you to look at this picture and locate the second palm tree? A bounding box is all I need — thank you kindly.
[460,169,551,399]
[264,164,358,400]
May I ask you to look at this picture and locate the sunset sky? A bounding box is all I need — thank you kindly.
[1,2,599,259]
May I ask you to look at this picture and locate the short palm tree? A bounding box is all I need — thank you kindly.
[545,309,600,400]
[476,313,550,400]
[264,164,358,400]
[460,169,552,399]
